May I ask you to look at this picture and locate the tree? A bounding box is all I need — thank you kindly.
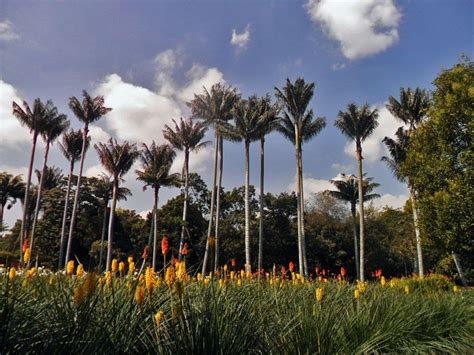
[275,78,326,277]
[29,105,69,261]
[335,103,379,281]
[327,174,380,279]
[135,142,180,271]
[12,98,51,263]
[0,172,25,231]
[163,117,208,260]
[57,129,90,268]
[64,91,112,269]
[90,174,131,272]
[94,138,138,272]
[35,166,65,191]
[188,83,240,275]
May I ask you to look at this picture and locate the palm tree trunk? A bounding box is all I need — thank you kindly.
[152,186,159,271]
[0,204,3,231]
[297,146,308,277]
[20,132,38,264]
[30,140,51,262]
[409,187,424,277]
[351,205,360,280]
[214,137,223,272]
[244,141,251,273]
[106,180,118,272]
[356,145,366,282]
[201,134,219,276]
[58,160,74,269]
[258,138,265,277]
[98,202,108,272]
[294,135,303,277]
[452,251,468,287]
[65,124,89,268]
[179,149,190,260]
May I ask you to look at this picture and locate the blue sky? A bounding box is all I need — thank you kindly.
[0,0,473,226]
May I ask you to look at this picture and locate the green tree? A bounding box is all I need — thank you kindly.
[0,172,25,231]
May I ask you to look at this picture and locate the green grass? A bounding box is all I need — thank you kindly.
[0,270,472,354]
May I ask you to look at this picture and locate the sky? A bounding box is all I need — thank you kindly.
[0,0,473,227]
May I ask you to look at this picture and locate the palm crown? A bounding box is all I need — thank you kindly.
[335,103,379,148]
[35,166,65,190]
[163,117,209,152]
[12,99,53,134]
[0,172,25,208]
[68,91,112,126]
[59,129,90,163]
[39,105,69,144]
[381,127,410,183]
[90,173,131,205]
[327,174,380,210]
[94,139,139,182]
[386,88,430,130]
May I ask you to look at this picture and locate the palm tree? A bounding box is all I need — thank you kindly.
[58,129,90,269]
[275,78,326,277]
[163,117,209,260]
[90,174,131,272]
[95,138,138,272]
[12,98,51,263]
[29,106,69,260]
[65,91,112,268]
[136,142,180,271]
[35,166,65,191]
[0,172,25,231]
[327,174,380,279]
[386,88,429,277]
[187,83,240,275]
[255,95,279,275]
[335,103,379,281]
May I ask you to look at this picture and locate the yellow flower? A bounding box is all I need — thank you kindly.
[135,285,145,306]
[118,261,125,277]
[127,256,133,264]
[219,279,224,288]
[390,279,395,288]
[223,264,228,273]
[315,287,324,303]
[354,289,360,299]
[26,267,36,280]
[176,260,187,281]
[105,271,112,287]
[240,270,245,279]
[8,267,16,282]
[404,285,410,294]
[230,271,235,280]
[66,260,75,276]
[165,266,176,288]
[83,272,97,298]
[111,259,118,273]
[380,276,386,287]
[24,247,31,264]
[237,278,242,287]
[74,284,84,306]
[204,278,210,286]
[453,285,460,293]
[145,267,156,294]
[154,310,164,328]
[76,264,84,278]
[128,261,135,275]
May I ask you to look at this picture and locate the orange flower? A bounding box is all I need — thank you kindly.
[340,266,347,277]
[289,262,294,273]
[281,266,286,276]
[161,236,169,256]
[142,245,149,260]
[231,258,236,268]
[181,242,188,256]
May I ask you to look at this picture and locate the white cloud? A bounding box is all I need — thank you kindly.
[331,162,353,172]
[331,62,346,70]
[179,65,225,102]
[306,0,401,59]
[288,174,343,199]
[343,103,402,163]
[230,24,251,49]
[171,146,213,175]
[0,165,28,178]
[371,193,408,209]
[0,20,20,41]
[85,164,105,178]
[89,126,111,145]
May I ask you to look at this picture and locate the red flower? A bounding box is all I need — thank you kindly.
[231,258,236,268]
[161,236,169,256]
[289,262,294,273]
[315,266,320,275]
[340,266,347,277]
[281,266,287,275]
[142,245,149,260]
[22,239,29,253]
[181,242,188,256]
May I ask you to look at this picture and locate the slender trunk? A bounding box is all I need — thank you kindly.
[20,132,38,264]
[294,130,303,277]
[244,141,251,273]
[298,145,308,277]
[179,149,190,260]
[214,137,224,272]
[351,205,360,280]
[30,140,51,261]
[452,252,468,287]
[258,138,265,277]
[98,202,108,272]
[0,204,3,231]
[64,124,89,268]
[106,181,118,272]
[201,134,219,276]
[152,187,159,271]
[58,160,74,269]
[356,145,366,282]
[409,187,424,277]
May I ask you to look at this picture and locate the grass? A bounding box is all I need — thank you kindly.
[0,265,472,354]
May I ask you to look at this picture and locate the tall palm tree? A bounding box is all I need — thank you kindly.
[163,117,209,260]
[327,174,380,279]
[136,142,180,271]
[0,172,25,231]
[386,88,429,277]
[335,103,379,281]
[65,91,112,268]
[29,106,69,259]
[35,166,65,191]
[255,95,279,275]
[58,129,90,269]
[275,78,326,277]
[90,174,131,272]
[12,98,50,263]
[95,138,138,272]
[187,83,240,275]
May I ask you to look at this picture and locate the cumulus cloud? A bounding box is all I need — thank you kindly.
[371,193,408,209]
[343,103,401,163]
[171,146,213,175]
[230,24,251,49]
[288,174,343,199]
[306,0,401,59]
[0,20,20,41]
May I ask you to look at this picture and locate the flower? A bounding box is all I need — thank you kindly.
[354,289,360,299]
[24,247,31,264]
[128,256,133,264]
[176,260,187,281]
[181,242,188,256]
[289,262,294,273]
[453,285,460,293]
[154,310,164,328]
[381,276,386,287]
[165,266,176,288]
[111,259,118,273]
[22,239,29,253]
[76,264,84,278]
[66,260,75,276]
[223,264,228,273]
[83,272,97,298]
[135,286,145,306]
[404,285,410,294]
[231,258,236,268]
[145,267,156,294]
[142,245,149,260]
[119,261,125,276]
[315,287,324,303]
[204,278,210,286]
[219,279,224,288]
[340,266,346,277]
[8,267,16,282]
[74,284,84,306]
[105,271,112,287]
[128,261,135,275]
[161,236,169,256]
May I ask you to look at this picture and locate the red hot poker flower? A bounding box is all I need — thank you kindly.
[161,236,169,256]
[289,262,294,273]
